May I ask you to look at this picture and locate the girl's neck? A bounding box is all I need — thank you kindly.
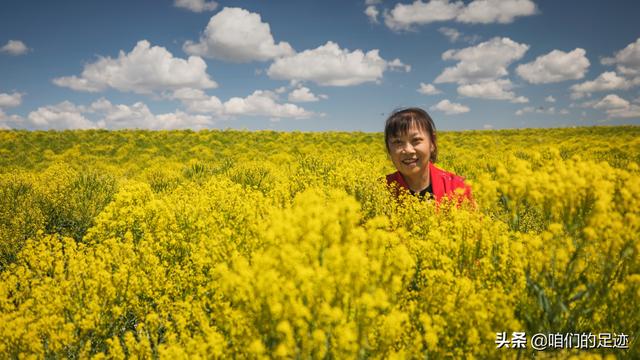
[403,168,430,192]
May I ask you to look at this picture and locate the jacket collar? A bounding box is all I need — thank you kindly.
[390,162,446,201]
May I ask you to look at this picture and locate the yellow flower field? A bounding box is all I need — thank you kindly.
[0,127,638,358]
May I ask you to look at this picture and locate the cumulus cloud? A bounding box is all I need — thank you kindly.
[438,27,461,42]
[456,0,538,24]
[183,7,294,63]
[0,40,29,55]
[7,99,216,130]
[90,98,215,129]
[516,48,590,84]
[174,0,218,12]
[365,5,380,23]
[572,40,640,99]
[0,92,23,108]
[224,90,312,119]
[0,110,26,129]
[388,58,412,72]
[384,0,462,31]
[589,94,640,119]
[601,37,640,76]
[457,79,528,103]
[169,88,223,115]
[438,27,481,44]
[606,106,640,118]
[435,37,529,84]
[170,88,223,114]
[430,99,470,114]
[288,87,327,103]
[170,87,313,119]
[592,94,629,110]
[570,71,637,99]
[545,95,556,103]
[2,90,314,129]
[383,0,537,31]
[267,41,404,86]
[515,105,566,116]
[53,40,217,94]
[26,101,96,130]
[417,82,441,95]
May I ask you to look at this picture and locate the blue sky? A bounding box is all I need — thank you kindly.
[1,0,639,131]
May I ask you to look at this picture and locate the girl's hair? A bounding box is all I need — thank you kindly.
[384,107,438,162]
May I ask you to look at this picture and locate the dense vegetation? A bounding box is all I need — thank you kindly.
[1,127,638,358]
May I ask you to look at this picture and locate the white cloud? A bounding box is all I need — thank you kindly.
[27,101,96,130]
[169,88,223,114]
[570,71,637,98]
[438,27,461,42]
[365,5,380,23]
[512,97,530,104]
[153,111,215,129]
[592,94,629,110]
[224,90,312,119]
[183,7,294,63]
[516,48,590,84]
[483,124,493,129]
[383,0,537,31]
[365,0,382,4]
[515,105,561,116]
[13,99,216,130]
[601,37,640,76]
[53,40,217,94]
[457,79,528,103]
[171,87,313,118]
[456,0,538,24]
[0,109,25,129]
[384,0,462,31]
[545,95,556,103]
[0,40,29,56]
[267,41,402,86]
[174,0,218,12]
[0,92,23,108]
[90,98,215,129]
[435,37,529,84]
[606,104,640,119]
[288,87,327,102]
[1,91,313,129]
[515,106,532,116]
[388,58,412,72]
[430,99,470,114]
[589,94,640,119]
[438,27,481,44]
[417,82,441,95]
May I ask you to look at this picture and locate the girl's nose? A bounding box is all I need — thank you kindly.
[401,144,414,153]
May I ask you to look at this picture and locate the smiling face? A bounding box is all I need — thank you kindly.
[387,122,434,179]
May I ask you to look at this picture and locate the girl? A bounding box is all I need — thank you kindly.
[384,107,472,203]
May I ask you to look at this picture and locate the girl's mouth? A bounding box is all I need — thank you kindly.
[402,158,418,166]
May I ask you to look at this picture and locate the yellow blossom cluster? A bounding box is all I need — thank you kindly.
[0,127,638,358]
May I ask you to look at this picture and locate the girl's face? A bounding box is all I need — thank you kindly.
[387,123,433,178]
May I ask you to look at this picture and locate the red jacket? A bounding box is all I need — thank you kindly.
[386,162,473,204]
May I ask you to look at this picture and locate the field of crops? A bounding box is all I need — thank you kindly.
[0,127,638,358]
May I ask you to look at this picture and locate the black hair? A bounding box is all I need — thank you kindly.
[384,107,438,162]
